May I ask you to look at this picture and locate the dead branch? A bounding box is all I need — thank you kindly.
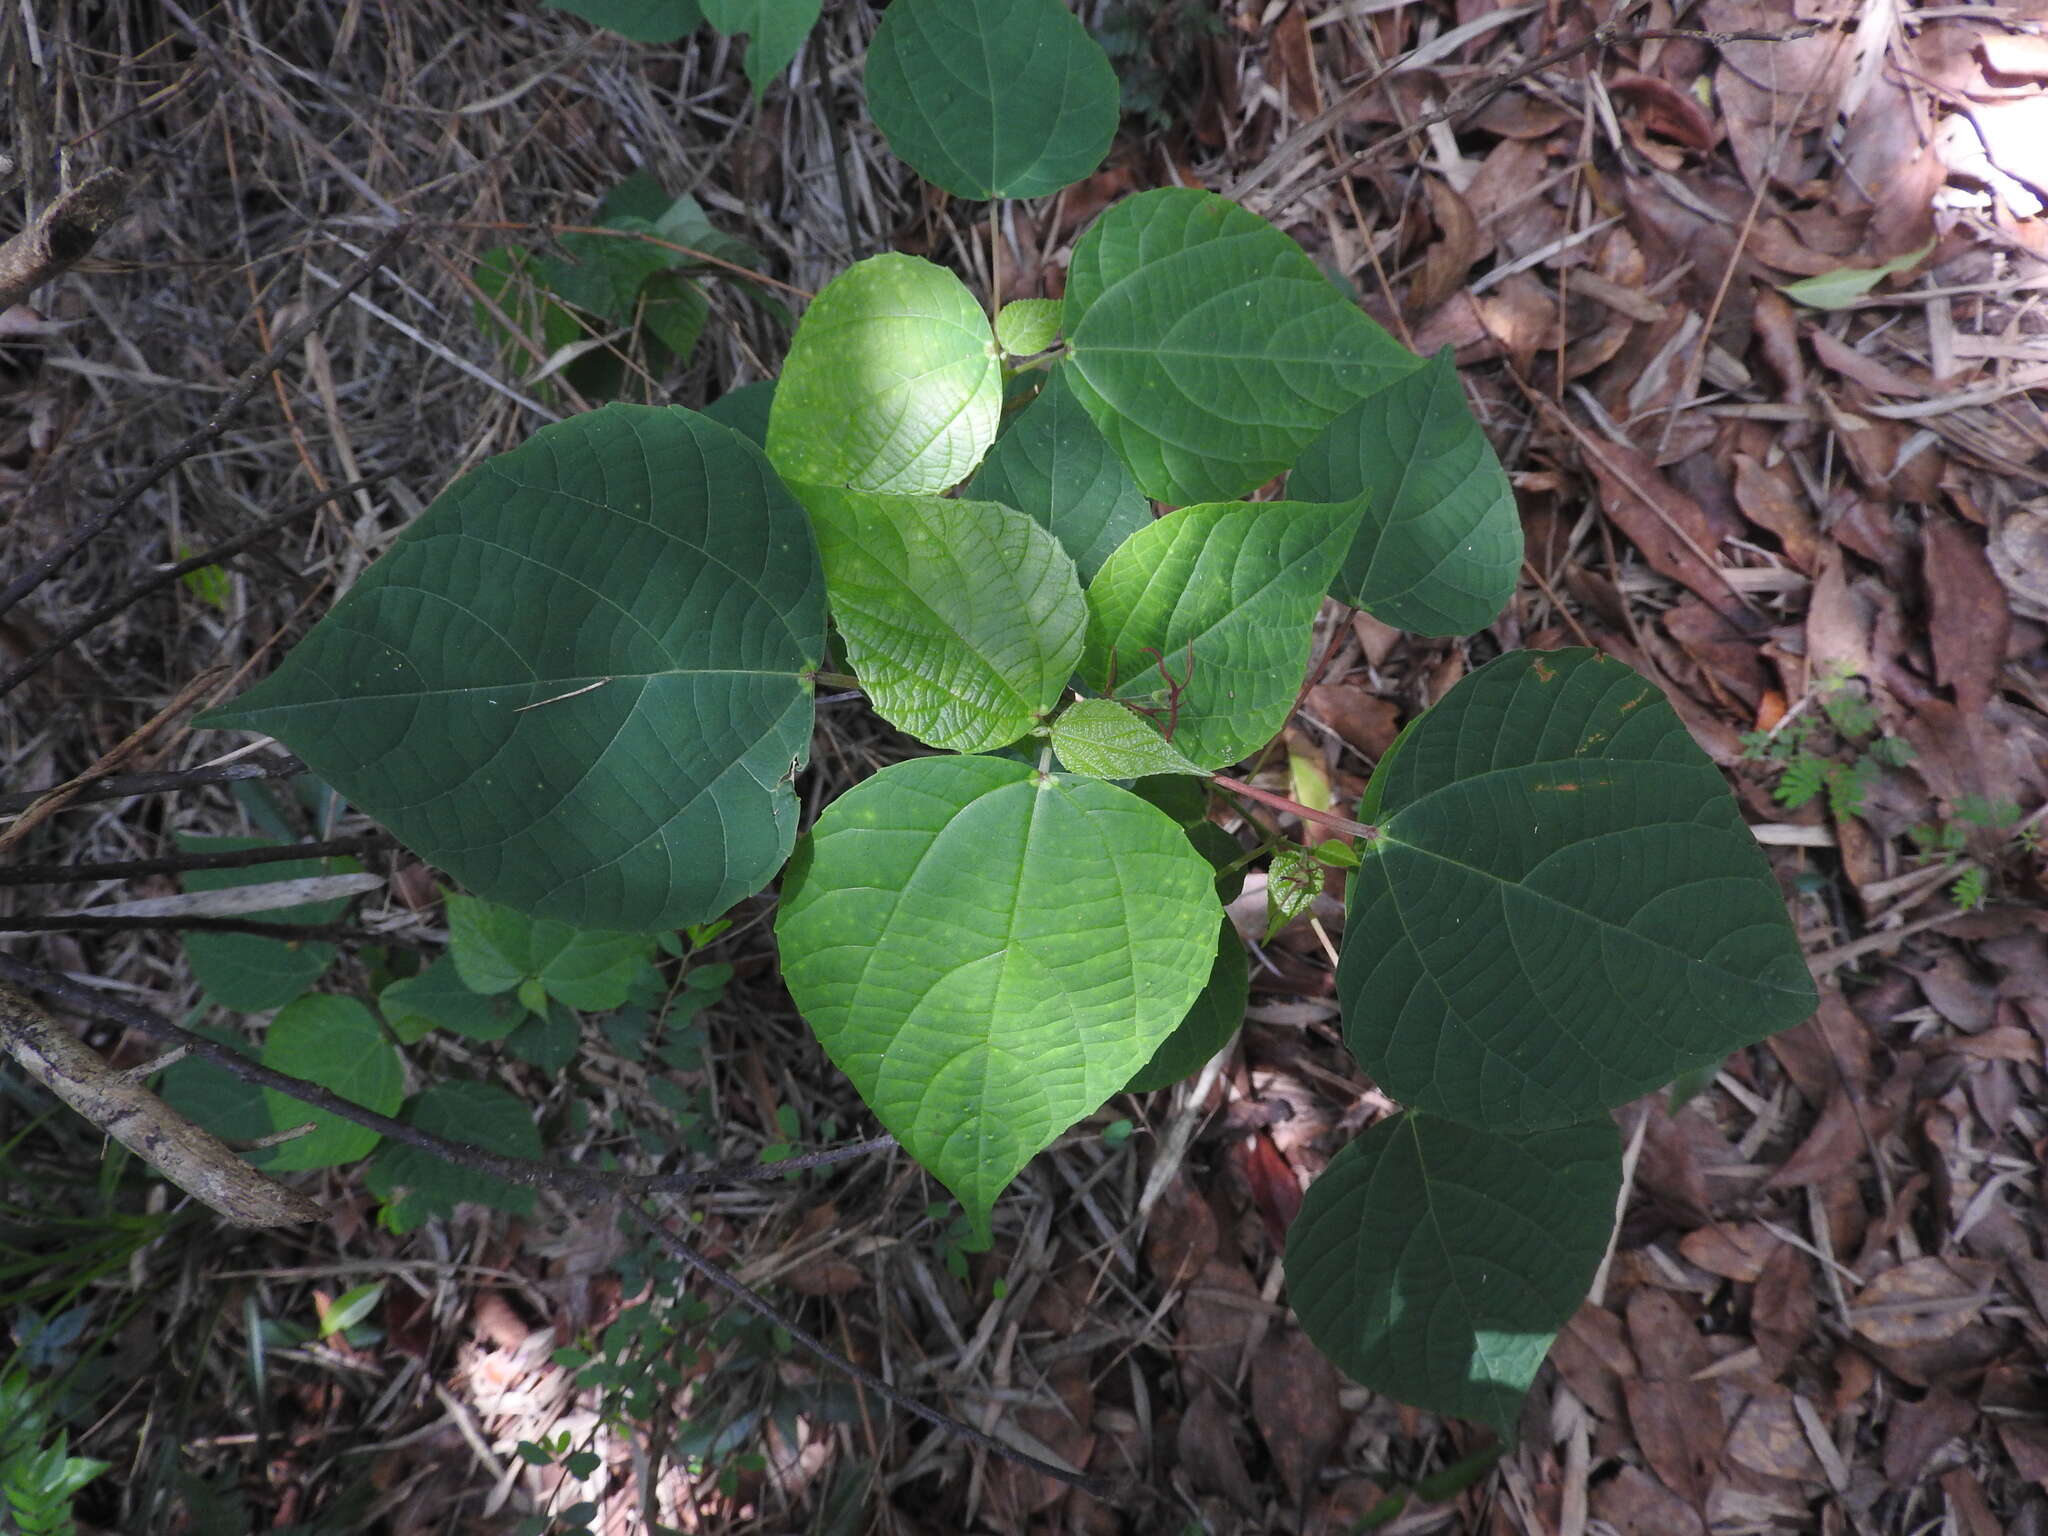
[0,981,324,1228]
[0,167,129,310]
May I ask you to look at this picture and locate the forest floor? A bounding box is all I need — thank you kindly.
[2,1,2047,1532]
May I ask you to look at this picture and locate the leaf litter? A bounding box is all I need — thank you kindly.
[5,0,2048,1530]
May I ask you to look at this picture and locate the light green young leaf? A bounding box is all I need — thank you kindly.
[546,0,701,42]
[367,1081,543,1233]
[965,367,1150,582]
[1049,698,1207,779]
[796,487,1087,753]
[317,1282,385,1339]
[259,995,404,1172]
[1289,347,1522,636]
[1264,845,1319,940]
[445,892,656,1012]
[994,298,1062,357]
[776,755,1219,1241]
[1287,1112,1621,1437]
[1122,917,1249,1093]
[1064,188,1419,504]
[1079,496,1364,770]
[176,837,356,1013]
[199,406,826,931]
[866,0,1118,199]
[1779,238,1934,310]
[702,0,823,99]
[767,253,1001,494]
[1342,649,1819,1131]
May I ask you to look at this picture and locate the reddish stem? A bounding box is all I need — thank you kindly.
[1212,774,1378,842]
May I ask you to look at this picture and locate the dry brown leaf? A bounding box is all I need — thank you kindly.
[1850,1257,1997,1349]
[1303,682,1400,760]
[1624,1377,1725,1505]
[1589,1463,1709,1536]
[1925,512,2013,714]
[1680,1222,1779,1283]
[1581,436,1751,622]
[1753,1243,1816,1376]
[1409,174,1484,315]
[1178,1386,1260,1514]
[1250,1328,1344,1506]
[1178,1257,1263,1393]
[1731,453,1823,571]
[1724,1386,1827,1483]
[1267,3,1321,120]
[1550,1302,1636,1420]
[1884,1386,1979,1486]
[1807,328,1930,399]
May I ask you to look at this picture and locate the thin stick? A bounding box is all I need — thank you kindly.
[1236,11,1821,216]
[0,958,1103,1494]
[0,754,306,817]
[0,224,412,626]
[0,477,388,698]
[0,833,385,888]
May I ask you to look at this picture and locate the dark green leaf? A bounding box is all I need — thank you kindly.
[965,367,1149,582]
[259,995,404,1171]
[367,1081,543,1233]
[176,836,355,1012]
[1287,1112,1620,1436]
[1289,347,1521,636]
[866,0,1118,199]
[546,0,701,42]
[1341,649,1818,1130]
[200,406,826,931]
[1064,189,1419,504]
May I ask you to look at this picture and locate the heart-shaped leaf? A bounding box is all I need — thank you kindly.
[865,0,1118,199]
[1080,497,1362,770]
[260,995,405,1172]
[1123,917,1249,1093]
[777,755,1219,1240]
[1063,188,1420,504]
[797,487,1086,753]
[1341,648,1818,1131]
[767,253,1000,494]
[966,367,1150,582]
[701,0,822,98]
[1050,698,1208,778]
[1287,1112,1621,1436]
[200,405,825,931]
[1290,347,1522,636]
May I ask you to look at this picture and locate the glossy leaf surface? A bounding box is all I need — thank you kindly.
[768,254,1000,495]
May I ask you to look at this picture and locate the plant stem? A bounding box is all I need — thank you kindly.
[810,670,859,690]
[1211,773,1377,842]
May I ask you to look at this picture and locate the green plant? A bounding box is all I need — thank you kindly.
[0,1369,108,1536]
[172,0,1815,1444]
[1741,662,1912,819]
[474,171,773,405]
